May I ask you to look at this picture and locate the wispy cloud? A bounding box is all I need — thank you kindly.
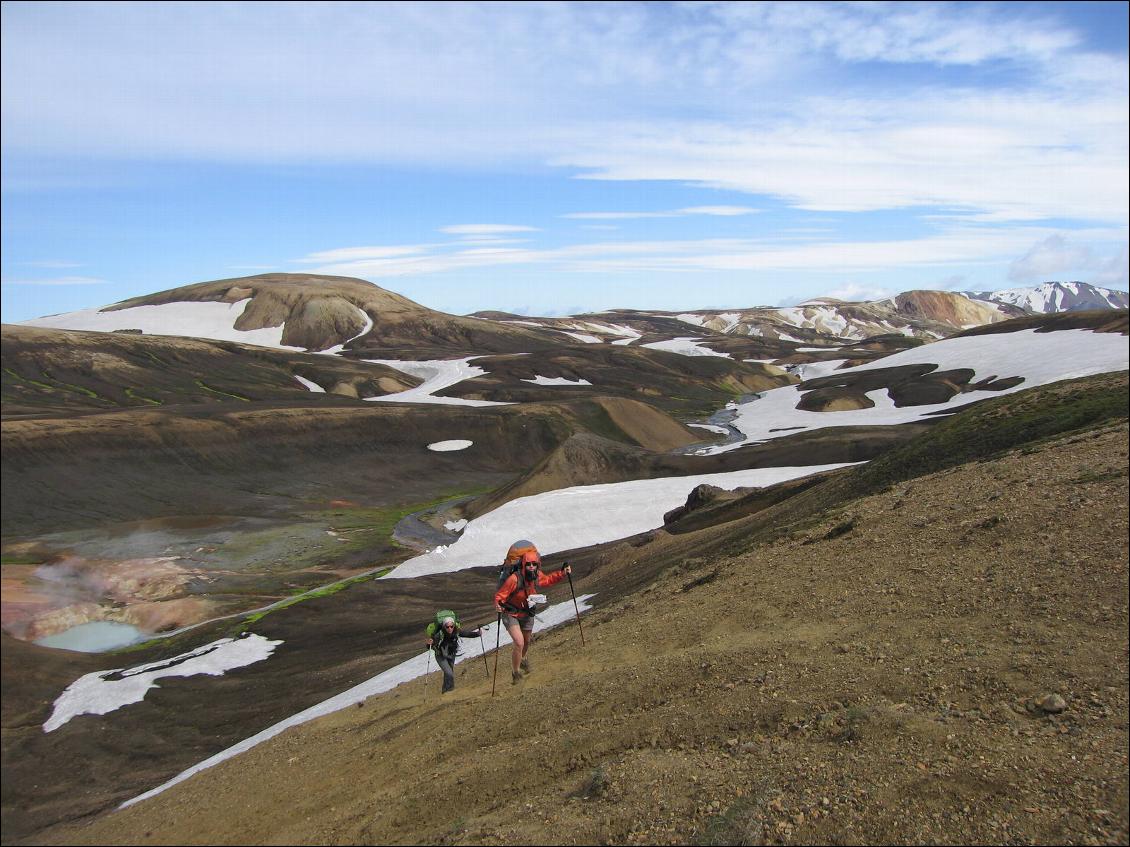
[21,260,82,268]
[439,224,539,236]
[813,283,897,303]
[4,3,1123,228]
[563,206,759,220]
[294,245,432,264]
[1009,234,1129,288]
[1,275,108,286]
[301,224,1102,281]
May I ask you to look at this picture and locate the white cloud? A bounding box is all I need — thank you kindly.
[553,89,1129,225]
[304,224,1120,282]
[2,2,1126,234]
[294,245,432,263]
[1009,234,1130,289]
[21,260,81,268]
[563,205,759,219]
[439,224,539,235]
[678,206,760,216]
[1,275,108,286]
[820,283,897,302]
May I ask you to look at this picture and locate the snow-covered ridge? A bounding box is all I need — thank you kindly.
[965,282,1129,314]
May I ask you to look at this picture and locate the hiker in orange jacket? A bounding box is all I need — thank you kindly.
[494,550,571,685]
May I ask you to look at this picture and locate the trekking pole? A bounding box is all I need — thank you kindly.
[565,564,586,646]
[479,627,490,680]
[423,648,431,703]
[490,612,502,697]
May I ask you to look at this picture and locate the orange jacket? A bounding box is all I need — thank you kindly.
[495,568,568,618]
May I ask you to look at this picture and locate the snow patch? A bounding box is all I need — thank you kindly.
[641,337,731,358]
[119,599,593,809]
[293,375,325,393]
[44,634,282,733]
[427,440,474,452]
[561,331,603,344]
[364,358,511,407]
[521,375,593,386]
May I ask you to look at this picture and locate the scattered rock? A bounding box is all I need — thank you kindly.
[1037,693,1068,714]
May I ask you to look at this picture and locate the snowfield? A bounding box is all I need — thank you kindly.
[22,300,306,350]
[702,328,1129,452]
[384,463,857,580]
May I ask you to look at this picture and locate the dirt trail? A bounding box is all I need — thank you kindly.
[31,422,1129,846]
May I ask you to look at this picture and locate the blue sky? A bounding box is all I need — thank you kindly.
[2,1,1127,322]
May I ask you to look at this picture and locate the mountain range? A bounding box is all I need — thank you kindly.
[1,273,1126,845]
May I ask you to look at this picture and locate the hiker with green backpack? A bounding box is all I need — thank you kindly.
[425,610,483,694]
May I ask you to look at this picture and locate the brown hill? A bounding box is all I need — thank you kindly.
[107,273,560,356]
[0,324,422,416]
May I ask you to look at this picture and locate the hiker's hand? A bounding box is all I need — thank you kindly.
[563,565,572,576]
[495,603,503,613]
[426,638,433,646]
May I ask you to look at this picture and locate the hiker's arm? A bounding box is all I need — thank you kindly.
[494,574,518,611]
[542,567,570,587]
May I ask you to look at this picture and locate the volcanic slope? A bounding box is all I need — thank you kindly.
[26,372,1129,847]
[0,324,423,416]
[20,273,562,357]
[478,289,1027,344]
[427,344,794,414]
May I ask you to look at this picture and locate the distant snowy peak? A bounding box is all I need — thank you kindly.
[964,282,1129,314]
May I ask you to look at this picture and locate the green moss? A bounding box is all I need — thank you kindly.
[3,368,55,391]
[194,379,250,401]
[0,555,44,565]
[110,637,169,654]
[238,567,393,630]
[125,387,163,405]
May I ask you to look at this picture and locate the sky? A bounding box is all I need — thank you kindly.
[2,1,1128,323]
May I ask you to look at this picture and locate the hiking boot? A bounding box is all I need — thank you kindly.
[511,670,523,685]
[520,658,532,675]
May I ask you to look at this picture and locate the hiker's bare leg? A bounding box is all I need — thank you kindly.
[521,629,533,659]
[506,622,525,673]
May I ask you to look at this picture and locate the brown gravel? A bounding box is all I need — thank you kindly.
[28,422,1129,847]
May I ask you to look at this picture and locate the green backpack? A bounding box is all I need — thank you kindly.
[426,609,459,638]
